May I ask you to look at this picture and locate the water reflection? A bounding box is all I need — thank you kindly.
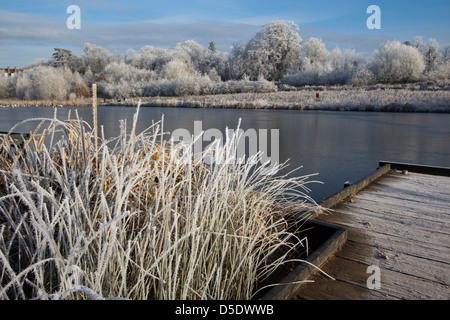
[1,106,449,202]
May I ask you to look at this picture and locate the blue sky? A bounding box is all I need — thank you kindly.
[1,0,450,67]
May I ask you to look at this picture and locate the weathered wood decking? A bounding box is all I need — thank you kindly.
[292,166,450,300]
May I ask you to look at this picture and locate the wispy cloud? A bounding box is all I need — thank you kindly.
[0,2,428,67]
[0,7,261,65]
[0,9,64,43]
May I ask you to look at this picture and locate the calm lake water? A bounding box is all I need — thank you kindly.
[1,105,450,202]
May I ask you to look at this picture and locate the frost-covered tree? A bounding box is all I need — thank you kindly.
[205,51,229,81]
[301,38,330,69]
[83,68,95,87]
[281,37,333,85]
[172,40,229,80]
[282,37,366,86]
[229,43,247,80]
[343,49,363,71]
[51,48,85,74]
[425,62,450,82]
[98,61,156,98]
[405,37,448,80]
[411,37,444,71]
[442,45,450,63]
[348,66,376,86]
[68,70,90,98]
[230,21,302,81]
[412,36,428,58]
[15,66,87,100]
[209,41,217,53]
[161,59,195,80]
[174,40,206,68]
[425,38,442,71]
[12,31,448,102]
[326,48,363,84]
[129,46,173,75]
[51,48,74,68]
[124,48,138,65]
[423,40,450,82]
[0,75,17,99]
[370,41,425,83]
[83,43,114,75]
[330,47,342,72]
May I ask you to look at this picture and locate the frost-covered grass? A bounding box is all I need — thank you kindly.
[0,104,324,300]
[0,97,92,108]
[3,83,449,113]
[118,84,450,113]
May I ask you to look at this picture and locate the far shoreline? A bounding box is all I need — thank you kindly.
[1,84,450,113]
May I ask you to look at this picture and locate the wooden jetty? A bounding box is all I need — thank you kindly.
[290,161,450,300]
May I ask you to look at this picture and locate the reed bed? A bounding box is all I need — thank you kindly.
[3,83,450,113]
[119,84,450,113]
[0,98,92,108]
[0,103,324,300]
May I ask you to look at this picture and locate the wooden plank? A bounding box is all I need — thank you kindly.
[292,255,391,300]
[370,181,450,205]
[368,175,450,205]
[261,221,347,300]
[319,164,391,211]
[332,206,450,247]
[294,255,450,300]
[319,219,450,265]
[336,240,450,285]
[316,208,450,249]
[352,192,449,224]
[293,164,450,300]
[379,160,450,177]
[366,174,450,201]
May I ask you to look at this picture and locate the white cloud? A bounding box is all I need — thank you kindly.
[0,8,400,66]
[0,8,261,65]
